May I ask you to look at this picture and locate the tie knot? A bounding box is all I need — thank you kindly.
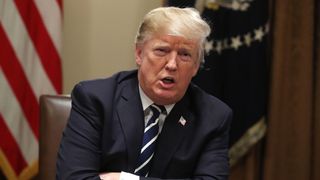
[150,104,166,115]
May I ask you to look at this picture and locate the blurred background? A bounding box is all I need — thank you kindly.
[0,0,319,179]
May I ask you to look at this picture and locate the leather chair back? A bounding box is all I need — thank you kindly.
[39,95,71,180]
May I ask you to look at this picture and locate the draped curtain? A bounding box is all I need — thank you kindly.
[263,0,320,179]
[230,0,320,179]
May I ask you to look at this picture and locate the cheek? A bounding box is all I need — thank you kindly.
[191,62,200,76]
[140,63,157,83]
[183,64,198,77]
[183,75,193,86]
[178,67,197,86]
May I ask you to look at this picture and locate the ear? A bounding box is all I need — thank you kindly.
[135,44,143,66]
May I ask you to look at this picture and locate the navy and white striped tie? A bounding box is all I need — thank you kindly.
[134,104,166,177]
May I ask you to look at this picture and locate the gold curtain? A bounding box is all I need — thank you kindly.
[229,143,262,180]
[263,0,320,179]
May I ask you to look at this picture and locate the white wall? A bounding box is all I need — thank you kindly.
[62,0,162,93]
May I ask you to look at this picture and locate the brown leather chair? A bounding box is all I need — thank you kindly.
[39,95,71,180]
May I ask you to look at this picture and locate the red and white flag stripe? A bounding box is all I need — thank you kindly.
[0,0,62,179]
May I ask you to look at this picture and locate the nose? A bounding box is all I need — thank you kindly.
[165,52,178,71]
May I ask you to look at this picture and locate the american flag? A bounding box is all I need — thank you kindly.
[0,0,62,179]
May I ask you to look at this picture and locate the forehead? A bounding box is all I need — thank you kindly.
[147,34,198,49]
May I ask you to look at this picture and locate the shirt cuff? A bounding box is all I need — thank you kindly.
[120,171,139,180]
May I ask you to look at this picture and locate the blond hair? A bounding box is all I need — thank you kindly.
[135,7,211,62]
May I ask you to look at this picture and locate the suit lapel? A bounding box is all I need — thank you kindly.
[116,78,144,172]
[150,93,193,177]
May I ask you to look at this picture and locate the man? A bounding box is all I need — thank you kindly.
[56,7,232,180]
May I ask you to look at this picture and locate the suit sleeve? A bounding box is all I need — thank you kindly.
[141,108,233,180]
[56,83,102,180]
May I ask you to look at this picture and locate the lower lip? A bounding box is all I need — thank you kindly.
[160,80,175,89]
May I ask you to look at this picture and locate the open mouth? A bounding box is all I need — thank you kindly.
[162,77,175,84]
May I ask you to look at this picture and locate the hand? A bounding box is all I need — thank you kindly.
[99,172,121,180]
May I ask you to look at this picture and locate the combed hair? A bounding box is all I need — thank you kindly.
[135,7,211,63]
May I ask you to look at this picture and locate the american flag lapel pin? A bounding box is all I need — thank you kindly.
[178,116,187,126]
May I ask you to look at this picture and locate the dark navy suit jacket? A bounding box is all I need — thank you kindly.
[56,70,232,180]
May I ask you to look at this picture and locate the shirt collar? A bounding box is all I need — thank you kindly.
[138,85,175,114]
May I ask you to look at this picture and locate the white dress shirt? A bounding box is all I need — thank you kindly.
[119,86,175,180]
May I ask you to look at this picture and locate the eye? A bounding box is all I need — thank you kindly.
[181,52,191,57]
[154,48,168,56]
[178,50,192,61]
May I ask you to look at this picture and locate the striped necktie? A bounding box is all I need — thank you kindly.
[134,104,166,177]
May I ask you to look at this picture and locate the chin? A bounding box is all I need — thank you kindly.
[159,95,181,105]
[153,89,181,103]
